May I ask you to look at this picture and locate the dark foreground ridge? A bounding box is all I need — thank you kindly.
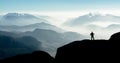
[0,51,54,63]
[55,40,110,63]
[0,32,120,63]
[55,32,120,63]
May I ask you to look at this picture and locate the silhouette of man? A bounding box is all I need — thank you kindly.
[90,32,95,40]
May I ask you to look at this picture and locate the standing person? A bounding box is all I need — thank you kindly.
[90,32,95,40]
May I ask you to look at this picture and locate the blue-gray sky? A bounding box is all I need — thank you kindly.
[0,0,120,13]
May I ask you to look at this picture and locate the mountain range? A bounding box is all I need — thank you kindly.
[0,22,65,33]
[0,13,49,26]
[1,12,119,59]
[0,29,84,58]
[62,13,120,39]
[64,13,120,27]
[0,13,86,57]
[21,29,84,56]
[0,13,65,33]
[0,31,42,59]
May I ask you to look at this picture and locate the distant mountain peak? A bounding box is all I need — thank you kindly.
[6,13,30,15]
[87,12,103,17]
[64,13,120,27]
[0,13,49,26]
[88,13,94,17]
[5,13,21,17]
[4,13,38,18]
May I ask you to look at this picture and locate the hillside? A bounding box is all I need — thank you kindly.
[0,31,42,59]
[55,32,120,63]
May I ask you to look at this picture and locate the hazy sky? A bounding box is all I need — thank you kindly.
[0,0,120,13]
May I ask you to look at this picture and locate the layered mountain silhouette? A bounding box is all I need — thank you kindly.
[0,13,49,26]
[0,31,42,59]
[21,29,84,56]
[62,13,120,39]
[0,29,84,57]
[0,12,120,62]
[0,32,120,63]
[0,22,64,32]
[64,13,120,27]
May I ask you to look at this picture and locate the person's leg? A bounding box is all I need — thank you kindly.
[91,36,93,40]
[93,36,95,40]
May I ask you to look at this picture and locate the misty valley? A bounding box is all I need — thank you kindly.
[0,13,120,62]
[1,0,120,62]
[0,13,85,59]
